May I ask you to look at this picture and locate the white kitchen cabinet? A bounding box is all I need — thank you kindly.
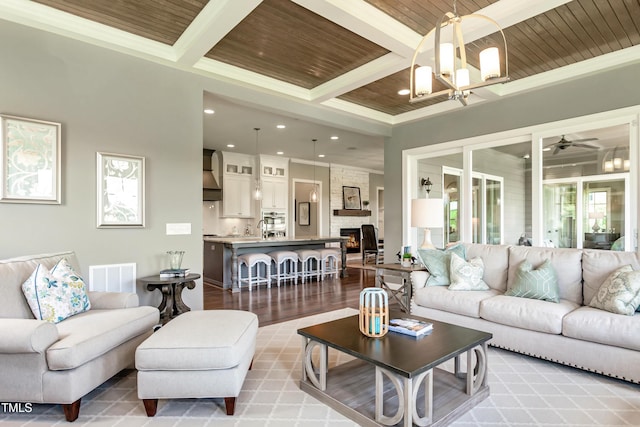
[222,175,253,217]
[262,179,288,209]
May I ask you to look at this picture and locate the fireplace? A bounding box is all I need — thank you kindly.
[340,228,361,254]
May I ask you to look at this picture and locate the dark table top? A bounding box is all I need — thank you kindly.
[138,273,201,284]
[297,313,492,378]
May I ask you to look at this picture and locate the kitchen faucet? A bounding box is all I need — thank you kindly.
[256,219,266,238]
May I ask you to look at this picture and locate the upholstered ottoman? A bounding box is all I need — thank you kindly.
[135,310,258,416]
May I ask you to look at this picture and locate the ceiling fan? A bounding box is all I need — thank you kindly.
[547,135,599,155]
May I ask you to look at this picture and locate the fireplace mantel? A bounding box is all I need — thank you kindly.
[333,209,371,216]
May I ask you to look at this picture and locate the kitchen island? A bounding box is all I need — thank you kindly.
[203,236,349,292]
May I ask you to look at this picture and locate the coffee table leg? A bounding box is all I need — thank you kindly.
[466,343,488,395]
[301,337,328,391]
[375,366,433,427]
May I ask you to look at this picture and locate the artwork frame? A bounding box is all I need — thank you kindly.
[342,186,361,210]
[299,202,310,226]
[97,152,145,228]
[0,114,61,204]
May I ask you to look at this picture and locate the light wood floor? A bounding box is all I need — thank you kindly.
[203,267,396,326]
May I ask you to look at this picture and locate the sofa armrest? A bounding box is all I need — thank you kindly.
[411,271,431,291]
[88,291,139,309]
[0,319,58,353]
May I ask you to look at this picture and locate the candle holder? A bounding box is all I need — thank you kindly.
[359,288,389,337]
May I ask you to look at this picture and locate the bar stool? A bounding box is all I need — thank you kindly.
[318,248,341,280]
[294,249,321,283]
[238,253,271,291]
[268,250,299,287]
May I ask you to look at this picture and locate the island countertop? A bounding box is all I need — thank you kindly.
[203,236,348,292]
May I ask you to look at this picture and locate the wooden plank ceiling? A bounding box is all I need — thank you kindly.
[29,0,640,116]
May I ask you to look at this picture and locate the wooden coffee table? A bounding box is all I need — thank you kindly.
[298,314,492,427]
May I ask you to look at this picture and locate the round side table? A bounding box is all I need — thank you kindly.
[139,273,200,323]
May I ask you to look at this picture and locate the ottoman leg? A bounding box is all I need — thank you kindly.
[143,399,158,417]
[224,397,236,415]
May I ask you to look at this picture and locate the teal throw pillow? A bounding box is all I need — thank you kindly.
[416,243,466,286]
[448,253,489,291]
[505,259,560,303]
[589,265,640,316]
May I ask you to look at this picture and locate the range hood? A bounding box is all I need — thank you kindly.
[203,149,222,201]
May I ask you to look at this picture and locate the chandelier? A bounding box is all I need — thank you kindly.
[409,0,509,106]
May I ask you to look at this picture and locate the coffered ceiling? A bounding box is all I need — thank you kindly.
[2,0,639,170]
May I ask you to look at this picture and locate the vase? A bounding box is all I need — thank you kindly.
[167,251,185,270]
[359,287,389,337]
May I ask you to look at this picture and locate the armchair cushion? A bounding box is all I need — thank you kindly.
[47,306,159,370]
[21,263,90,323]
[0,319,58,353]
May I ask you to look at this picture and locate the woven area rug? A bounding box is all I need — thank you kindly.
[4,307,639,426]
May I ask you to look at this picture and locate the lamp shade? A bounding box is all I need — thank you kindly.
[411,198,444,228]
[439,43,454,75]
[415,66,432,95]
[480,47,500,81]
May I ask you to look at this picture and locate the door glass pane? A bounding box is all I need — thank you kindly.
[444,173,460,244]
[486,179,502,244]
[583,179,625,250]
[543,183,577,248]
[472,177,482,243]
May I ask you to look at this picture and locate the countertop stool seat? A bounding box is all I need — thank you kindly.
[238,253,272,291]
[269,250,299,287]
[294,249,321,283]
[318,248,341,280]
[136,310,258,417]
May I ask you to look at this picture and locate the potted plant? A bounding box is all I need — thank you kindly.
[362,200,370,210]
[401,252,412,267]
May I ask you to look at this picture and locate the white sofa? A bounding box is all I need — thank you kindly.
[0,251,160,421]
[410,244,640,384]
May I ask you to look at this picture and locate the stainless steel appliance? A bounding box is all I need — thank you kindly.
[261,211,286,238]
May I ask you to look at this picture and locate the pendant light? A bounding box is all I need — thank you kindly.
[253,127,262,201]
[309,139,318,203]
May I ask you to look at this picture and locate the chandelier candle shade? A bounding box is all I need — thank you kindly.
[359,288,389,338]
[412,198,445,249]
[409,0,509,106]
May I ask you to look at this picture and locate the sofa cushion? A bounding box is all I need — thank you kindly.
[46,306,159,370]
[50,258,91,312]
[563,306,640,352]
[413,286,501,318]
[505,260,560,303]
[507,246,583,305]
[582,249,640,304]
[416,244,466,286]
[21,264,89,323]
[480,295,579,334]
[588,265,640,315]
[0,251,77,319]
[464,243,510,292]
[136,310,259,371]
[448,253,489,291]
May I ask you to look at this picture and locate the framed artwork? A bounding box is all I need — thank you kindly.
[298,202,310,226]
[0,114,61,204]
[342,186,361,210]
[97,152,145,228]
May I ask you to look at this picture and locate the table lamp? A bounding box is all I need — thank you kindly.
[411,198,444,249]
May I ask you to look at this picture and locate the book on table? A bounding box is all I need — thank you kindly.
[388,318,433,337]
[159,268,190,278]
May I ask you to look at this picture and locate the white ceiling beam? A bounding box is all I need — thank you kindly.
[310,53,408,102]
[291,0,421,58]
[174,0,262,66]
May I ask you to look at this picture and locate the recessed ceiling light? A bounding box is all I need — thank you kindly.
[276,124,286,129]
[204,109,215,114]
[226,144,235,148]
[542,147,551,152]
[318,154,325,158]
[330,136,339,140]
[523,154,530,159]
[276,151,284,155]
[397,89,410,95]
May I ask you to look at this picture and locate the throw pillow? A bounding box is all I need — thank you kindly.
[416,243,466,286]
[588,265,640,316]
[448,253,489,291]
[505,259,560,303]
[51,258,91,313]
[21,259,91,323]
